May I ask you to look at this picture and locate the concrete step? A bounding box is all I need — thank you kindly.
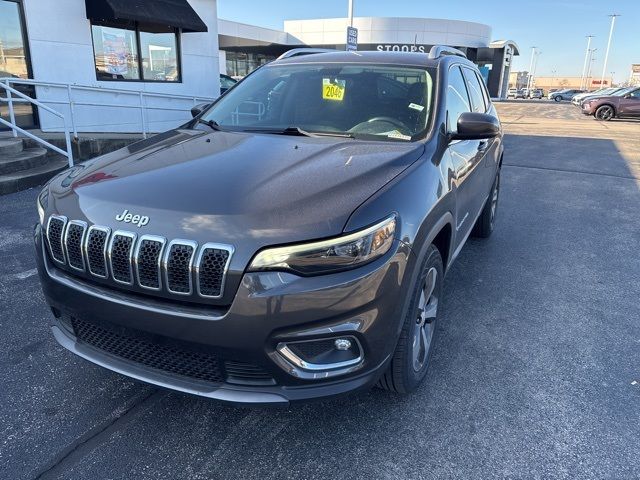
[0,158,68,195]
[0,138,24,156]
[0,147,48,175]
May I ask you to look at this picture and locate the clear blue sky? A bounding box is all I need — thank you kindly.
[218,0,639,83]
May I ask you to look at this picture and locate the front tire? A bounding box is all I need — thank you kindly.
[595,105,614,121]
[377,245,443,394]
[471,169,500,238]
[554,96,562,102]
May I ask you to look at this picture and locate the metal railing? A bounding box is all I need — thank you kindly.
[1,77,217,167]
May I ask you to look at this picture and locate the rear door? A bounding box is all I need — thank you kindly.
[446,65,485,245]
[618,89,640,116]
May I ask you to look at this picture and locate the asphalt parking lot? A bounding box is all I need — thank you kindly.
[1,102,639,479]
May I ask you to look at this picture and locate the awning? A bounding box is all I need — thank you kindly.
[85,0,207,33]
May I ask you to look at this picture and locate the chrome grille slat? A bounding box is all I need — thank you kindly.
[46,215,67,264]
[164,240,197,295]
[46,219,233,302]
[195,243,234,299]
[109,231,136,285]
[134,235,166,290]
[85,226,110,278]
[64,220,87,271]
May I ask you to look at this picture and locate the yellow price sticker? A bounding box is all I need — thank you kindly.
[322,78,346,101]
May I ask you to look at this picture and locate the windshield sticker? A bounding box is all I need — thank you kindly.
[408,103,425,112]
[322,78,346,101]
[387,130,412,140]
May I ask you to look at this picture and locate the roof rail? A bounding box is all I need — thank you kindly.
[428,45,467,59]
[277,48,338,60]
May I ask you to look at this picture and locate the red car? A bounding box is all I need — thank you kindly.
[581,87,640,121]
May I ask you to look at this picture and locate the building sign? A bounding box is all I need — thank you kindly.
[346,27,358,51]
[375,44,427,52]
[632,64,640,74]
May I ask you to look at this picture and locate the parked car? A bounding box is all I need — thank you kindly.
[581,86,640,121]
[528,88,543,99]
[571,88,620,106]
[219,73,237,95]
[507,88,525,99]
[35,49,503,404]
[549,89,585,102]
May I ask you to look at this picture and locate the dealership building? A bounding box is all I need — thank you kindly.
[219,17,519,99]
[1,0,517,134]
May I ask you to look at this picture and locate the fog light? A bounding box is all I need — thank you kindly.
[334,338,352,351]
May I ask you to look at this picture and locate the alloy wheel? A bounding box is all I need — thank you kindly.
[412,267,438,372]
[490,174,500,227]
[596,106,614,121]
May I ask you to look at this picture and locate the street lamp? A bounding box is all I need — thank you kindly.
[527,46,537,91]
[586,48,597,89]
[580,35,594,90]
[600,14,620,88]
[531,51,542,88]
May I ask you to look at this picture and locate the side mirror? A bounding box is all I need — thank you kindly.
[191,102,211,118]
[451,112,500,140]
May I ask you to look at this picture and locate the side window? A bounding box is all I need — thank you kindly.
[629,90,640,99]
[462,67,486,113]
[446,66,471,133]
[476,72,491,110]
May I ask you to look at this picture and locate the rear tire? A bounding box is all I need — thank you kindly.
[554,96,562,102]
[471,169,500,238]
[377,245,443,394]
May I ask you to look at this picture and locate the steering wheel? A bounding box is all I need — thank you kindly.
[349,116,409,134]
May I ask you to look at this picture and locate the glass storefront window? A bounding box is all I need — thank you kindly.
[224,51,276,78]
[0,0,36,129]
[91,23,180,82]
[140,30,179,81]
[91,25,139,80]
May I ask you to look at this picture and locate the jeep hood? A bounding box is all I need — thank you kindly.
[48,129,423,251]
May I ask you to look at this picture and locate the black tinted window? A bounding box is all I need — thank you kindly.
[446,66,471,133]
[462,67,486,113]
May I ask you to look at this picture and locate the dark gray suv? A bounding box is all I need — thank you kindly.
[35,48,503,405]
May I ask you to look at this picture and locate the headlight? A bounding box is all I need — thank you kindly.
[37,188,48,225]
[248,215,396,276]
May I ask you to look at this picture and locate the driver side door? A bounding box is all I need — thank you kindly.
[446,65,485,248]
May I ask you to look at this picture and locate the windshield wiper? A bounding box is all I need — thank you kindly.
[240,126,354,138]
[197,118,223,131]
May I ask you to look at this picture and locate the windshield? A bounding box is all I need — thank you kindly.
[613,87,634,96]
[200,63,435,141]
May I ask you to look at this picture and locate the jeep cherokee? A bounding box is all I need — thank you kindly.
[35,47,503,405]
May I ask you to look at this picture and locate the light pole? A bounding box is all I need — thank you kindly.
[600,14,620,88]
[586,48,597,89]
[348,0,354,27]
[531,51,542,89]
[527,46,537,91]
[610,72,615,87]
[580,35,594,90]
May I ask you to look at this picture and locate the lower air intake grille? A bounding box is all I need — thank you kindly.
[166,242,194,294]
[111,233,134,283]
[198,247,230,297]
[71,317,224,384]
[224,361,275,385]
[47,217,66,263]
[65,223,86,270]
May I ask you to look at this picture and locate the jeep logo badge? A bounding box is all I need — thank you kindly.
[115,209,149,228]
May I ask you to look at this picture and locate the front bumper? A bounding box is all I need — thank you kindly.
[581,103,596,115]
[34,224,411,405]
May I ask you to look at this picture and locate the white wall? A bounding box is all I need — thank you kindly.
[21,0,220,133]
[284,17,492,49]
